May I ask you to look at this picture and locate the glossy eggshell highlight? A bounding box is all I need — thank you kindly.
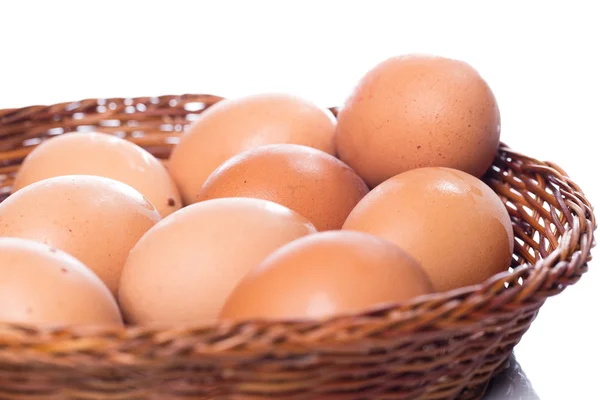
[196,144,369,231]
[343,168,514,292]
[118,197,317,325]
[0,175,161,296]
[12,132,182,217]
[169,93,337,204]
[0,237,123,327]
[219,230,433,321]
[336,54,501,187]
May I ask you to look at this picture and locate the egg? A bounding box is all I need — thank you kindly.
[12,132,182,217]
[118,197,316,325]
[0,237,122,327]
[219,230,433,321]
[335,54,501,188]
[343,168,514,292]
[169,93,337,204]
[0,175,161,295]
[196,144,369,231]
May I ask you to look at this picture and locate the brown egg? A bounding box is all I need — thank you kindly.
[219,230,433,321]
[0,175,161,296]
[336,54,501,188]
[169,93,337,204]
[343,168,514,292]
[118,197,316,325]
[13,132,182,217]
[0,237,123,327]
[196,144,369,231]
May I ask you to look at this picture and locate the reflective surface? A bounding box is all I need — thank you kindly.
[485,354,539,400]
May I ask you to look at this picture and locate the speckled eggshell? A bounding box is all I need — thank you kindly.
[169,93,337,204]
[343,168,514,292]
[336,54,501,188]
[0,175,161,296]
[0,237,123,327]
[13,132,182,217]
[196,144,369,231]
[118,197,317,325]
[219,230,433,321]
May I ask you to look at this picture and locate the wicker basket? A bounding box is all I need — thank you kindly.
[0,94,595,400]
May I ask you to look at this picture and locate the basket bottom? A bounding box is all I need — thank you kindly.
[0,358,514,400]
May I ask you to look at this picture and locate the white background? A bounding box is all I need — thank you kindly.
[1,1,598,399]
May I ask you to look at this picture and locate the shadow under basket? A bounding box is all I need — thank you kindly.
[0,94,596,400]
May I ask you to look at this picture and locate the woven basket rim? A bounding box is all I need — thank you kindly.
[0,94,596,353]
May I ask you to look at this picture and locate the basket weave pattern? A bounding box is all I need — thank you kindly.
[0,94,595,400]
